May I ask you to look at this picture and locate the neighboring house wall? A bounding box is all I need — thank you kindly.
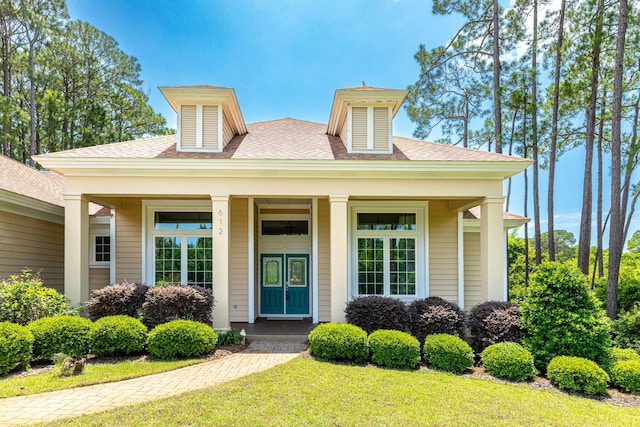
[463,231,482,310]
[0,210,64,292]
[429,200,459,304]
[115,198,143,283]
[229,198,249,322]
[318,197,331,322]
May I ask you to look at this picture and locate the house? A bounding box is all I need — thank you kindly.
[0,154,112,293]
[34,85,530,329]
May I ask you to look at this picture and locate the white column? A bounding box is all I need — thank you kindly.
[312,197,319,323]
[480,196,505,301]
[63,193,89,305]
[211,194,230,329]
[329,195,349,322]
[247,197,255,323]
[457,211,465,309]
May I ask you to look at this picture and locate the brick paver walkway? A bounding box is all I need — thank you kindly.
[0,341,307,426]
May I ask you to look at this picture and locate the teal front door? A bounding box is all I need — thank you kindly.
[260,254,309,316]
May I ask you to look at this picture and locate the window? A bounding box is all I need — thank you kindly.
[351,205,425,299]
[147,206,213,289]
[261,220,308,235]
[95,235,111,263]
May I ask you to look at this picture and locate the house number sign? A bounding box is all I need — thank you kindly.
[218,209,224,235]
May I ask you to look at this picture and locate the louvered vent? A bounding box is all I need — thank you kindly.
[373,107,390,152]
[180,105,197,150]
[351,107,368,151]
[202,105,219,150]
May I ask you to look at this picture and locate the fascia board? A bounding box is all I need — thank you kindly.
[0,189,64,224]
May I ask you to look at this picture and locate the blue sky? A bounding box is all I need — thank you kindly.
[66,0,621,244]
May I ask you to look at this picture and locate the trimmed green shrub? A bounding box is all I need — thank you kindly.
[468,301,522,353]
[481,342,536,382]
[85,282,149,320]
[612,305,640,354]
[422,333,474,373]
[408,297,465,344]
[90,315,147,356]
[0,270,72,325]
[308,322,369,363]
[547,356,610,396]
[611,360,640,394]
[345,296,409,334]
[368,329,421,369]
[217,328,245,345]
[521,262,611,372]
[147,319,217,359]
[28,315,92,360]
[611,347,640,365]
[142,285,214,329]
[0,321,33,374]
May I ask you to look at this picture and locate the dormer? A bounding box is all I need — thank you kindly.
[327,86,408,154]
[159,85,247,153]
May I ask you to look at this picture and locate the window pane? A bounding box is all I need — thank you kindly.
[95,235,111,262]
[389,238,416,295]
[155,237,181,285]
[261,220,308,235]
[187,237,213,289]
[357,238,384,295]
[357,213,416,231]
[154,212,212,229]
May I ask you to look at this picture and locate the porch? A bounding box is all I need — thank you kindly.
[231,318,316,341]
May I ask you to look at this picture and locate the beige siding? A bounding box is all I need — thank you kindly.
[229,198,249,322]
[180,105,197,150]
[0,211,64,293]
[223,115,234,147]
[429,200,458,303]
[373,107,390,152]
[115,198,142,283]
[464,231,481,310]
[340,112,351,150]
[351,107,368,151]
[318,198,331,321]
[89,268,110,292]
[202,105,219,151]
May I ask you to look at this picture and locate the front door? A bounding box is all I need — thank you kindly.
[260,254,309,315]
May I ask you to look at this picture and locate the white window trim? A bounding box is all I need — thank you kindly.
[348,201,429,302]
[89,230,110,268]
[142,200,212,285]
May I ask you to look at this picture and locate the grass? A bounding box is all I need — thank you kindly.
[0,358,203,398]
[44,357,640,427]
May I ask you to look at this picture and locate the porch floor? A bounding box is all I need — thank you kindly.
[231,318,316,341]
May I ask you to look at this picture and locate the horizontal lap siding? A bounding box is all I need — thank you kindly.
[318,198,331,321]
[464,232,481,311]
[429,201,458,304]
[115,199,142,283]
[0,211,64,292]
[89,268,110,292]
[223,116,234,147]
[229,198,248,322]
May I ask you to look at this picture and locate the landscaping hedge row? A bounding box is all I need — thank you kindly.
[0,315,220,374]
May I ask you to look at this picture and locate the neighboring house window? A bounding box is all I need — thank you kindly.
[95,235,111,263]
[152,211,213,289]
[351,204,426,299]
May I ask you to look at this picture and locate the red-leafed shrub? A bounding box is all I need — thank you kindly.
[345,296,409,334]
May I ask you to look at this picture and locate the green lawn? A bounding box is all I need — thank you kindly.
[44,356,640,427]
[0,358,203,398]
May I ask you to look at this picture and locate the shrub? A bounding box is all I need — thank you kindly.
[368,329,421,369]
[344,296,409,334]
[217,328,245,345]
[308,322,369,363]
[90,315,147,356]
[611,347,640,365]
[468,301,522,353]
[0,321,33,375]
[142,285,213,329]
[481,342,536,382]
[0,270,72,325]
[611,360,640,394]
[422,333,474,373]
[85,282,149,320]
[147,320,217,359]
[408,297,465,344]
[521,262,611,372]
[612,305,640,354]
[546,356,610,396]
[28,315,92,360]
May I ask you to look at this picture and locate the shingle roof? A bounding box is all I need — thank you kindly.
[38,118,528,163]
[464,206,528,221]
[0,155,64,206]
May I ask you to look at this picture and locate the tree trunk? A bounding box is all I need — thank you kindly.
[596,86,606,278]
[28,31,38,165]
[492,0,502,153]
[531,0,542,265]
[578,0,604,275]
[607,0,628,320]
